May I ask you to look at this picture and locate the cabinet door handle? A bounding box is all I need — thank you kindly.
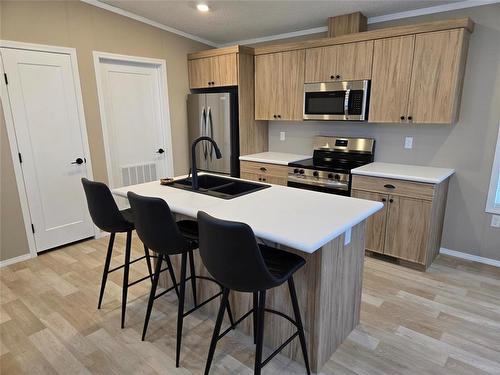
[260,167,267,172]
[273,115,277,119]
[400,116,406,120]
[389,198,394,203]
[408,116,413,121]
[384,184,396,189]
[330,75,334,79]
[258,178,262,181]
[277,115,281,119]
[336,75,340,79]
[381,198,387,202]
[262,178,266,182]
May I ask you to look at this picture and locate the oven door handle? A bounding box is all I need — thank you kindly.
[344,89,351,117]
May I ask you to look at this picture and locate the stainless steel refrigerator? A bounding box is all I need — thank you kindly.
[187,91,239,176]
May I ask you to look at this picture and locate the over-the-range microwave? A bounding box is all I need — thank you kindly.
[303,80,370,121]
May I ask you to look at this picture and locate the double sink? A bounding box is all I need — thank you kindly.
[170,174,270,199]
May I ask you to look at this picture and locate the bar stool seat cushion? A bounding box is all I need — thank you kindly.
[177,220,199,242]
[259,245,306,285]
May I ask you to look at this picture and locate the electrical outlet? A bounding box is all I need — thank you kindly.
[404,136,413,149]
[491,215,500,228]
[280,131,286,141]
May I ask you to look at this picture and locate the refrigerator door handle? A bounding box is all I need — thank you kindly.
[201,107,208,160]
[207,106,214,160]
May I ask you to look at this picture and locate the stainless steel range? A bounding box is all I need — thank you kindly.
[287,136,375,195]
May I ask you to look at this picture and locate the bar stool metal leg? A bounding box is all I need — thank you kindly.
[176,252,188,368]
[188,249,197,307]
[204,288,229,375]
[252,292,258,344]
[121,230,132,329]
[142,255,163,341]
[254,290,266,375]
[164,255,180,298]
[144,245,153,283]
[288,277,311,375]
[98,232,115,309]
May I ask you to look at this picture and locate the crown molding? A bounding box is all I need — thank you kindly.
[223,0,500,47]
[82,0,500,49]
[80,0,219,47]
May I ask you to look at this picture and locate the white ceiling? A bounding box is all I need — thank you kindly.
[96,0,472,46]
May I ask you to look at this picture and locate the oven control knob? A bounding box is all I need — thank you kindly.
[299,169,305,175]
[328,173,334,179]
[334,174,341,180]
[313,171,319,177]
[293,168,299,174]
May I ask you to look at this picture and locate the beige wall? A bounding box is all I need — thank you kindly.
[0,0,209,261]
[268,4,500,261]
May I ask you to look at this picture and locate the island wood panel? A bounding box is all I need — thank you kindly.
[237,53,268,155]
[351,175,435,200]
[305,41,373,82]
[368,35,415,123]
[253,17,473,55]
[159,219,366,373]
[407,29,468,124]
[352,190,388,254]
[384,195,431,264]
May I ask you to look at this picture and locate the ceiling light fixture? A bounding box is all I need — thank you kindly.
[196,3,210,12]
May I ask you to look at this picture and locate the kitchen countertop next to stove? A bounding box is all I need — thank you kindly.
[239,152,311,165]
[351,162,455,184]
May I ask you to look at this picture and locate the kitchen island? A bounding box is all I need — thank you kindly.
[113,175,382,372]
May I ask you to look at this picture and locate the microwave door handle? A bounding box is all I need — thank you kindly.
[344,89,351,117]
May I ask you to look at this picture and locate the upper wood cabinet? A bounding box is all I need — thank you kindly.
[255,50,305,121]
[368,35,415,123]
[188,54,237,89]
[305,41,373,83]
[407,29,468,124]
[369,29,469,124]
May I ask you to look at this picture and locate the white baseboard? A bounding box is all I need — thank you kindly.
[0,253,35,268]
[440,247,500,267]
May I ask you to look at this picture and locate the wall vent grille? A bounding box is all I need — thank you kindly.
[121,162,157,186]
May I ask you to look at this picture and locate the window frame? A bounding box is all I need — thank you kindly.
[486,121,500,215]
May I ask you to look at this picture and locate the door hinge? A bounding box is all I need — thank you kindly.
[3,73,7,85]
[18,152,23,163]
[31,223,35,233]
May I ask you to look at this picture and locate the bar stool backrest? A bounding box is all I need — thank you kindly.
[127,192,189,255]
[81,178,131,233]
[197,211,277,292]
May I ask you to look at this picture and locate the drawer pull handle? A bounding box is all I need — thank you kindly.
[260,167,267,172]
[384,184,396,189]
[381,198,387,202]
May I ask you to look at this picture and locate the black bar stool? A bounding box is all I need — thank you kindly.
[81,178,154,328]
[197,211,311,375]
[127,192,235,368]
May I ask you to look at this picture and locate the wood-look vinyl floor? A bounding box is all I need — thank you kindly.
[1,234,499,374]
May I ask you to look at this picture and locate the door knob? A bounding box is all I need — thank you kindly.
[157,148,165,154]
[71,157,84,165]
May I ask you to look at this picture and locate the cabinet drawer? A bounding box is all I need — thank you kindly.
[351,175,435,200]
[240,161,288,178]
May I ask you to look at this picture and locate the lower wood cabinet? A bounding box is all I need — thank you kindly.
[240,161,288,186]
[352,175,450,269]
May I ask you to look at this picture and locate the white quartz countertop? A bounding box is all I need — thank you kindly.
[351,162,455,184]
[113,174,382,253]
[239,152,310,165]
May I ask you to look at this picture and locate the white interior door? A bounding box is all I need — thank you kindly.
[96,56,173,200]
[1,47,95,252]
